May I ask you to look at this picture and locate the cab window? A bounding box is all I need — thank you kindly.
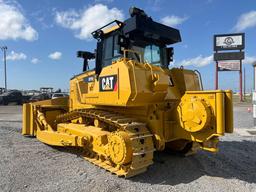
[144,45,161,66]
[103,36,113,66]
[103,35,121,67]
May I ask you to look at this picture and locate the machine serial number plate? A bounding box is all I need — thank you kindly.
[99,75,118,91]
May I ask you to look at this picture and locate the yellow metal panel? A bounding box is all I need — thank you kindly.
[57,123,109,138]
[70,59,171,108]
[36,129,84,147]
[183,70,200,91]
[170,91,226,142]
[22,103,37,136]
[216,92,225,135]
[32,97,68,106]
[57,123,109,155]
[22,103,32,135]
[224,90,234,133]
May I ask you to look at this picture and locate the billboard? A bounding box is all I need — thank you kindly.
[214,52,244,61]
[218,60,240,71]
[214,33,245,51]
[213,33,245,101]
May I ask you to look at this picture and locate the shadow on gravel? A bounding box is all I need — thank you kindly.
[48,146,85,157]
[130,140,256,185]
[24,137,256,185]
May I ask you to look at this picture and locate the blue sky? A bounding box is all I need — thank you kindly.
[0,0,256,92]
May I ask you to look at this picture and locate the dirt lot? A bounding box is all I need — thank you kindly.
[0,105,256,192]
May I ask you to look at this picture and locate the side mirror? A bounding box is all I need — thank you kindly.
[77,51,95,72]
[166,47,174,64]
[77,51,95,60]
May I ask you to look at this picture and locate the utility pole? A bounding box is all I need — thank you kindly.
[243,67,246,100]
[1,46,7,92]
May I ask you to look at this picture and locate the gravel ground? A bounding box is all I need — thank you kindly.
[233,103,254,128]
[0,105,256,192]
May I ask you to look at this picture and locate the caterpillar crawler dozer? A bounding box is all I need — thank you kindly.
[22,7,233,177]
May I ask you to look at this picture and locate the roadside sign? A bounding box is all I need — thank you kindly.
[218,60,240,71]
[214,33,245,51]
[213,33,245,101]
[214,52,244,61]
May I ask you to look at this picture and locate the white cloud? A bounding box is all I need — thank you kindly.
[0,1,38,41]
[49,51,62,60]
[6,51,27,61]
[146,0,162,12]
[31,58,39,64]
[175,54,256,67]
[55,4,124,40]
[244,55,256,64]
[234,10,256,31]
[161,15,188,27]
[176,55,213,67]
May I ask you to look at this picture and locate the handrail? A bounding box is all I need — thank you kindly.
[127,60,138,101]
[144,62,154,80]
[123,49,144,101]
[194,70,204,90]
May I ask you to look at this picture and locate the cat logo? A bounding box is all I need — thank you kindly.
[99,75,118,91]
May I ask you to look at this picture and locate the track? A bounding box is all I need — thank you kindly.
[56,108,155,177]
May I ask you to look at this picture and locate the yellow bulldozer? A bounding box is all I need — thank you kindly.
[22,7,233,177]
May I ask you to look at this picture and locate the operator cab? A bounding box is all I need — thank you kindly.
[78,7,181,75]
